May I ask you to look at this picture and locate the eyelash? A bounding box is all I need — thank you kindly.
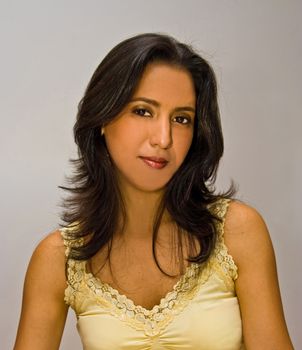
[132,108,192,125]
[133,108,151,117]
[173,116,191,125]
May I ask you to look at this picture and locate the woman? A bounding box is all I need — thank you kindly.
[14,33,293,349]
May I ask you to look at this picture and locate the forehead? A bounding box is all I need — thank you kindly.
[132,62,196,106]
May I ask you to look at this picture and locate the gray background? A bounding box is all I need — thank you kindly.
[1,0,301,348]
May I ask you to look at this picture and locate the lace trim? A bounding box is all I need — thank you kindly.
[60,225,84,257]
[210,198,238,283]
[83,261,211,336]
[60,228,85,308]
[61,198,238,336]
[64,259,85,309]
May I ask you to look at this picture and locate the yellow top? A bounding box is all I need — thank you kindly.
[61,198,245,349]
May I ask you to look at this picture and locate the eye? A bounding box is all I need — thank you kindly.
[133,108,152,117]
[173,115,191,125]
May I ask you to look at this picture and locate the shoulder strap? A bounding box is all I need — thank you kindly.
[208,198,238,283]
[207,198,231,239]
[60,228,71,257]
[211,198,232,250]
[59,226,86,310]
[208,198,231,224]
[60,223,85,258]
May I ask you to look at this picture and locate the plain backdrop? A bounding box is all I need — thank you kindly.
[1,0,301,348]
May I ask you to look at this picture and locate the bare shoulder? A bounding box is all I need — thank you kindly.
[32,229,66,267]
[14,230,68,349]
[34,229,66,259]
[222,200,294,348]
[224,199,268,235]
[27,229,67,294]
[223,199,273,269]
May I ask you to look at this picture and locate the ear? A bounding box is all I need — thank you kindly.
[101,127,105,136]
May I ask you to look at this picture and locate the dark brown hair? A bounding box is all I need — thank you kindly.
[60,33,235,275]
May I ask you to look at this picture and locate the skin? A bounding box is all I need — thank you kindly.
[14,63,293,349]
[103,62,196,236]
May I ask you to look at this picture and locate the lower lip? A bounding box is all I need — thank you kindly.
[140,158,168,169]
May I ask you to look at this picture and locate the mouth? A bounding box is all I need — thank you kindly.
[139,156,169,169]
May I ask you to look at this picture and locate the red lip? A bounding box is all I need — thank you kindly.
[139,156,168,170]
[139,156,168,163]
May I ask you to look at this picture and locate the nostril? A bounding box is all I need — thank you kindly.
[149,122,173,149]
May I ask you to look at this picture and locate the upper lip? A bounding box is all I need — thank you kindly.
[139,156,168,163]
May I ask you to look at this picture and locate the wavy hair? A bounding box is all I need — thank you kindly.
[60,33,235,275]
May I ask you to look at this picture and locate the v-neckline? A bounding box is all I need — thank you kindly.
[62,198,231,336]
[83,260,200,313]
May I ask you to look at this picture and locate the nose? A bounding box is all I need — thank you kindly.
[149,116,173,149]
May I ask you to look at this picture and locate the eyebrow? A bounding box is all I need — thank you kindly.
[129,97,195,113]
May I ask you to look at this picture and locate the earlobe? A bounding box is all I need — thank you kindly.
[101,127,105,136]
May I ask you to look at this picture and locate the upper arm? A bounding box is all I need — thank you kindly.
[14,230,69,350]
[224,200,293,349]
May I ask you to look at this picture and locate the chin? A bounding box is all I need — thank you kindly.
[134,182,168,193]
[116,170,175,194]
[119,178,169,194]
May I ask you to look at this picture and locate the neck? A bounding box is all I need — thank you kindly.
[118,185,171,240]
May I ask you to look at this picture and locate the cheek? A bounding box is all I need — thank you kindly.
[104,122,142,164]
[106,135,131,164]
[174,132,193,165]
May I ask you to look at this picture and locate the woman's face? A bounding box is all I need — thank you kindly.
[103,62,196,194]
